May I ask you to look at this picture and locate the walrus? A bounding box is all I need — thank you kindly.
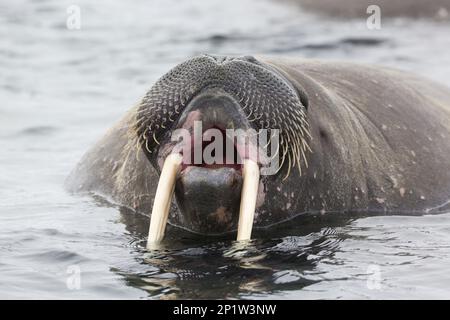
[287,0,450,19]
[66,55,450,246]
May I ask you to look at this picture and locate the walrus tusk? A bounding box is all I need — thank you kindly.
[147,153,183,248]
[236,159,260,241]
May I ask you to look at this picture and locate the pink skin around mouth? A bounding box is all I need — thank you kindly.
[166,133,267,212]
[155,116,268,211]
[171,130,267,209]
[157,110,266,173]
[177,126,263,173]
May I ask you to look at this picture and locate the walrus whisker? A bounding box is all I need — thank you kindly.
[135,116,146,127]
[135,136,142,161]
[140,126,149,139]
[304,139,312,153]
[253,112,263,121]
[290,147,298,168]
[144,136,152,155]
[243,95,253,111]
[152,132,160,145]
[246,106,254,120]
[297,159,302,177]
[282,151,292,181]
[135,107,151,116]
[300,146,309,169]
[139,127,153,155]
[292,140,302,176]
[274,137,289,175]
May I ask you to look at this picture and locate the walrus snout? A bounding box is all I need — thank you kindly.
[159,90,259,235]
[134,54,308,245]
[145,88,263,240]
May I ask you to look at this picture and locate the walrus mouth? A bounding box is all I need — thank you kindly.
[147,90,261,247]
[147,154,259,245]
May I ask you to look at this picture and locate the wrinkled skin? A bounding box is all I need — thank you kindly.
[66,55,450,235]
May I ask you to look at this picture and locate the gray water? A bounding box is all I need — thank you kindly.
[1,0,450,299]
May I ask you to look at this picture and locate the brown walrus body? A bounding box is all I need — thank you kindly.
[66,56,450,234]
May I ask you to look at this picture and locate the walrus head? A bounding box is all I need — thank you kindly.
[134,55,311,244]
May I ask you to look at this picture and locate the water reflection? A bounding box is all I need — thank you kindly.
[115,207,351,299]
